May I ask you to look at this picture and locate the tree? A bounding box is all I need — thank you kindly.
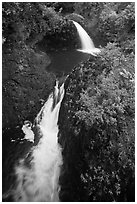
[59,20,134,201]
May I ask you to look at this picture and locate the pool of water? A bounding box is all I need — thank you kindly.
[47,49,90,75]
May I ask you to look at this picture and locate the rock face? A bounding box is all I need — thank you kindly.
[58,59,101,201]
[2,42,56,129]
[2,37,58,201]
[2,3,135,202]
[2,3,78,130]
[36,20,79,52]
[2,4,82,200]
[58,55,135,202]
[2,40,56,201]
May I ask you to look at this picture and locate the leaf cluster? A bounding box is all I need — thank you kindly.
[59,42,134,201]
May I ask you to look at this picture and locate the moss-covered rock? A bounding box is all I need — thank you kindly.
[2,42,56,129]
[58,49,135,201]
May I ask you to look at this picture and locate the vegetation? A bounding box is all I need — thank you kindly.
[58,2,135,202]
[59,45,134,201]
[2,2,63,128]
[3,2,134,202]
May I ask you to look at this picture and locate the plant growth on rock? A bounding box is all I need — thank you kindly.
[59,42,134,201]
[2,2,135,202]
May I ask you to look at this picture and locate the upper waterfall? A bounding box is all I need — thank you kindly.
[72,20,101,56]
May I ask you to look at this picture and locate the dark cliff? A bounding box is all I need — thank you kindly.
[58,48,135,201]
[3,43,55,129]
[2,2,78,129]
[2,2,135,202]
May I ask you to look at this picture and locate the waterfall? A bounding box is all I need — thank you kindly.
[72,20,101,56]
[13,81,65,202]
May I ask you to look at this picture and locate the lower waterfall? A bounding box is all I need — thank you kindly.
[13,81,65,202]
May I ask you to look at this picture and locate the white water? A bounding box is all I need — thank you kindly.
[22,121,34,142]
[13,81,65,202]
[72,21,101,56]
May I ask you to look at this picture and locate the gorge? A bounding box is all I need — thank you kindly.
[3,19,99,202]
[2,2,135,202]
[13,82,65,201]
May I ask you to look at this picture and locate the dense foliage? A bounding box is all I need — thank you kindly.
[58,2,134,202]
[59,43,134,201]
[3,2,135,202]
[2,2,78,50]
[2,2,71,128]
[2,3,62,43]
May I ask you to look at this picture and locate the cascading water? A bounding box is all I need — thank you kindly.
[3,20,101,202]
[72,20,101,56]
[13,81,65,202]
